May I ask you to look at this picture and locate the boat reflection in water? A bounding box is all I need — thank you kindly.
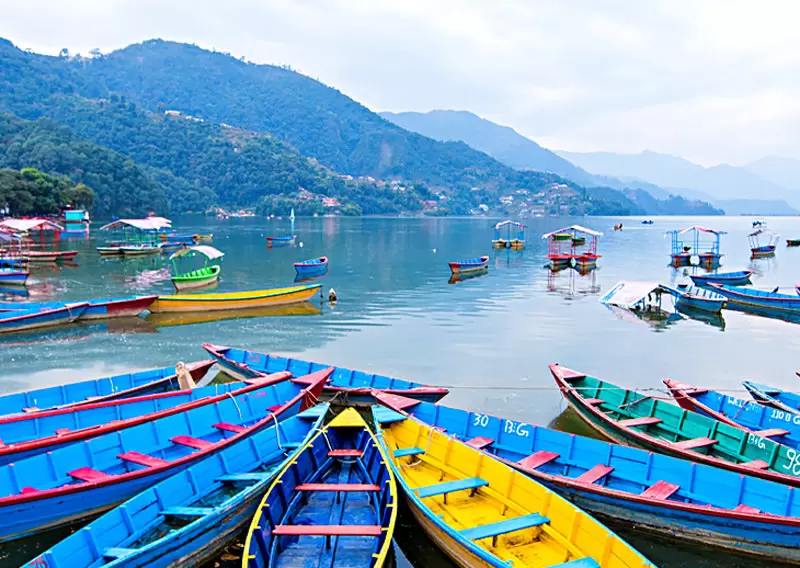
[675,304,726,330]
[723,302,800,326]
[294,268,328,283]
[146,301,321,328]
[547,265,600,299]
[448,267,488,285]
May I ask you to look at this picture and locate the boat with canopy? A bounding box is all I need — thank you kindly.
[169,245,224,290]
[492,220,525,249]
[665,226,725,267]
[749,228,779,258]
[600,280,726,315]
[542,225,602,270]
[0,219,78,262]
[97,217,172,256]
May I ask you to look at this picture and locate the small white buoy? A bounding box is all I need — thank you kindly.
[299,242,304,248]
[432,248,437,253]
[328,288,338,302]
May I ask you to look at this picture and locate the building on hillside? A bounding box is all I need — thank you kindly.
[322,197,341,207]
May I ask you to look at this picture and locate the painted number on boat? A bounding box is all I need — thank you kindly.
[783,448,800,476]
[747,433,766,450]
[503,419,530,437]
[769,409,800,426]
[473,413,490,428]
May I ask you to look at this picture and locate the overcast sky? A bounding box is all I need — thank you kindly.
[2,0,799,166]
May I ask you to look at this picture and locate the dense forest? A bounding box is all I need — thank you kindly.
[0,37,720,217]
[0,167,94,216]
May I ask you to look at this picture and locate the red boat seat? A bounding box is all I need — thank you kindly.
[734,504,761,514]
[584,398,605,406]
[575,465,614,485]
[297,483,380,492]
[619,416,662,428]
[753,428,789,439]
[673,437,718,451]
[465,437,494,450]
[21,407,39,413]
[517,451,560,470]
[118,451,169,467]
[171,435,214,450]
[328,449,363,458]
[20,486,40,495]
[54,428,71,436]
[273,525,382,537]
[69,467,113,482]
[741,459,770,470]
[213,422,246,434]
[267,405,283,412]
[640,480,680,500]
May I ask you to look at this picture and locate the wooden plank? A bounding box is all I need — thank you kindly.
[69,467,113,482]
[393,447,424,458]
[549,559,600,568]
[273,524,382,537]
[673,437,718,451]
[118,451,169,468]
[328,449,363,458]
[741,459,770,470]
[584,398,605,406]
[459,513,549,541]
[212,422,246,434]
[619,416,662,428]
[171,435,214,450]
[162,507,214,517]
[574,464,614,485]
[297,483,380,492]
[465,437,494,450]
[416,477,488,499]
[640,480,680,500]
[753,428,789,438]
[734,504,761,514]
[517,451,560,470]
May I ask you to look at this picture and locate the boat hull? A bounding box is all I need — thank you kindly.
[0,272,27,286]
[675,295,724,314]
[0,304,87,333]
[448,256,489,274]
[294,256,328,275]
[751,245,776,258]
[709,283,800,313]
[690,271,752,286]
[81,296,158,320]
[149,284,321,313]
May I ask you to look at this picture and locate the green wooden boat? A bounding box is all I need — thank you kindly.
[169,245,224,290]
[550,363,800,487]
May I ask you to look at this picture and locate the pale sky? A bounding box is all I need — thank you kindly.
[2,0,800,166]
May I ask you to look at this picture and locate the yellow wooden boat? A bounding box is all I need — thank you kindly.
[242,408,397,567]
[372,406,655,568]
[148,284,322,313]
[147,301,320,326]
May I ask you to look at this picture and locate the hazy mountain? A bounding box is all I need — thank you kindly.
[742,156,800,190]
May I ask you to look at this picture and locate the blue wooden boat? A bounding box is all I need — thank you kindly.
[202,343,449,404]
[0,372,291,466]
[28,404,328,568]
[293,256,328,276]
[243,408,397,568]
[708,283,800,313]
[0,259,28,286]
[665,380,800,448]
[662,284,725,313]
[448,255,489,274]
[0,302,88,333]
[690,270,753,286]
[0,296,157,320]
[0,360,215,416]
[266,235,296,246]
[372,392,800,562]
[0,369,328,542]
[743,381,800,415]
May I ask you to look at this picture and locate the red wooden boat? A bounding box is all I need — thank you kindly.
[21,250,79,263]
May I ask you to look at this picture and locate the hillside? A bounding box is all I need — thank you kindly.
[742,156,800,191]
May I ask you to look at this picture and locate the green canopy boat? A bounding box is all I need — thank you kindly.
[169,245,224,290]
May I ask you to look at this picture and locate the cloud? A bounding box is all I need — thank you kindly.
[2,0,800,164]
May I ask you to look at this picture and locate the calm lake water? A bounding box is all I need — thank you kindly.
[3,215,800,567]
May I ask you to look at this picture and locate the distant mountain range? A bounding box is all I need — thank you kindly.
[382,110,798,216]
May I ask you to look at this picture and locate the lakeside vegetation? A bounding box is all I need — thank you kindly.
[0,167,93,216]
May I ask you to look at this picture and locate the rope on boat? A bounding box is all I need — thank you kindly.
[434,385,754,396]
[266,410,282,451]
[227,392,243,420]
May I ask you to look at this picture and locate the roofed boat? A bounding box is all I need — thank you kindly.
[0,296,157,320]
[665,226,725,267]
[448,256,489,275]
[0,258,27,286]
[0,302,88,333]
[551,364,800,487]
[542,225,602,270]
[202,343,449,404]
[664,379,800,449]
[743,381,800,415]
[293,256,328,275]
[708,283,800,313]
[29,404,328,568]
[372,393,800,562]
[689,270,753,286]
[243,408,396,568]
[0,368,328,542]
[169,245,224,291]
[0,373,292,465]
[492,220,525,250]
[0,360,215,416]
[372,403,655,568]
[148,284,322,313]
[749,228,779,258]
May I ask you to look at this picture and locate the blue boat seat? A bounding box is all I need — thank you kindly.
[641,480,680,500]
[69,467,113,482]
[393,447,424,458]
[372,407,408,424]
[298,405,328,419]
[460,513,549,546]
[574,465,614,485]
[103,548,136,560]
[465,437,494,450]
[550,558,600,568]
[517,451,559,470]
[217,472,273,483]
[416,477,488,504]
[161,506,215,517]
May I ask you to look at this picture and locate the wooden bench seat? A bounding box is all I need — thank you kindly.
[733,504,761,514]
[619,416,662,428]
[213,422,246,434]
[69,467,113,482]
[217,472,273,483]
[328,449,363,458]
[641,480,680,500]
[584,398,605,406]
[549,559,600,568]
[753,428,789,439]
[574,464,614,485]
[297,483,380,492]
[103,548,136,560]
[118,451,169,468]
[273,524,382,537]
[460,513,549,545]
[171,435,214,450]
[465,437,494,450]
[741,459,770,470]
[517,451,560,470]
[393,447,424,458]
[161,506,214,517]
[673,437,718,451]
[416,477,488,503]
